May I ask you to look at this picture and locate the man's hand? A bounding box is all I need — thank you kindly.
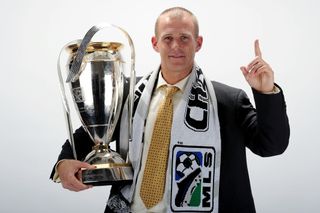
[240,40,275,93]
[57,159,95,192]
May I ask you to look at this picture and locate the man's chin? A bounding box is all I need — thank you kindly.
[167,64,193,74]
[168,59,186,68]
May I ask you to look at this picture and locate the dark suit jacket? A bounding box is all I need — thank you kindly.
[51,81,290,213]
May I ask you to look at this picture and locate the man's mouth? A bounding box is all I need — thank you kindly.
[169,55,185,58]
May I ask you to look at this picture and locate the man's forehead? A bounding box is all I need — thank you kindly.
[159,13,192,24]
[158,17,194,32]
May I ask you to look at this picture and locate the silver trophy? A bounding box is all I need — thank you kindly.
[57,24,135,186]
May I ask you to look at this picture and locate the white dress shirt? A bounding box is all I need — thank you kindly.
[131,71,191,212]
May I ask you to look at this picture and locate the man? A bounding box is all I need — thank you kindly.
[51,7,290,213]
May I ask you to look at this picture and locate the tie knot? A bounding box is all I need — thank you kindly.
[164,86,179,98]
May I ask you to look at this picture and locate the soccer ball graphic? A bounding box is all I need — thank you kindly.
[176,152,201,180]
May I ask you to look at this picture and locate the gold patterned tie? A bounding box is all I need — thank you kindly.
[140,85,179,209]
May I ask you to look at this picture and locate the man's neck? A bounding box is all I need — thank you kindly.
[161,67,193,85]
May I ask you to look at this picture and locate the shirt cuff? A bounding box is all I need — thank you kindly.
[52,160,65,183]
[261,85,280,95]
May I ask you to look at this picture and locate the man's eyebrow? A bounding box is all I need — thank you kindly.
[161,32,191,37]
[161,33,173,37]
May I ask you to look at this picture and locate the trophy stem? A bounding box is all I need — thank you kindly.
[93,142,109,151]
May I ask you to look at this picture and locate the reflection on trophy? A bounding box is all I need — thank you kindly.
[57,24,135,186]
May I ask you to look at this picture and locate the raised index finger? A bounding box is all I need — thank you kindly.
[254,39,262,57]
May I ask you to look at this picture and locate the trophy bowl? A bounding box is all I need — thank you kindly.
[58,25,135,186]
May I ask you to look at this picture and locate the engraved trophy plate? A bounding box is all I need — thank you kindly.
[57,24,135,186]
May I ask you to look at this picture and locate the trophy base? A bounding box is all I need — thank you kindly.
[81,144,133,186]
[82,164,133,186]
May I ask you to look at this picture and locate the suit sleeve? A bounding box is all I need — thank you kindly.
[237,84,290,157]
[49,127,94,179]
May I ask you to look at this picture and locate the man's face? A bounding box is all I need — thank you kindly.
[152,14,203,76]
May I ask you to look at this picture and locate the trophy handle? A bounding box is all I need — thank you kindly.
[57,40,83,160]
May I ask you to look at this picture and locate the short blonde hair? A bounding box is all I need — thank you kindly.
[154,7,199,38]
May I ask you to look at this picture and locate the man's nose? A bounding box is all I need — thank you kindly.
[171,39,181,49]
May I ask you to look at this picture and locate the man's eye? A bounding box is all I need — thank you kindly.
[181,36,189,41]
[164,37,172,41]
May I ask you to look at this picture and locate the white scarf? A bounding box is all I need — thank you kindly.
[108,65,221,213]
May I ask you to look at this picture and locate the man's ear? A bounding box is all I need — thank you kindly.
[195,36,203,52]
[151,36,159,52]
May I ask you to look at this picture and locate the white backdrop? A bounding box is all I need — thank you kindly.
[0,0,319,212]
